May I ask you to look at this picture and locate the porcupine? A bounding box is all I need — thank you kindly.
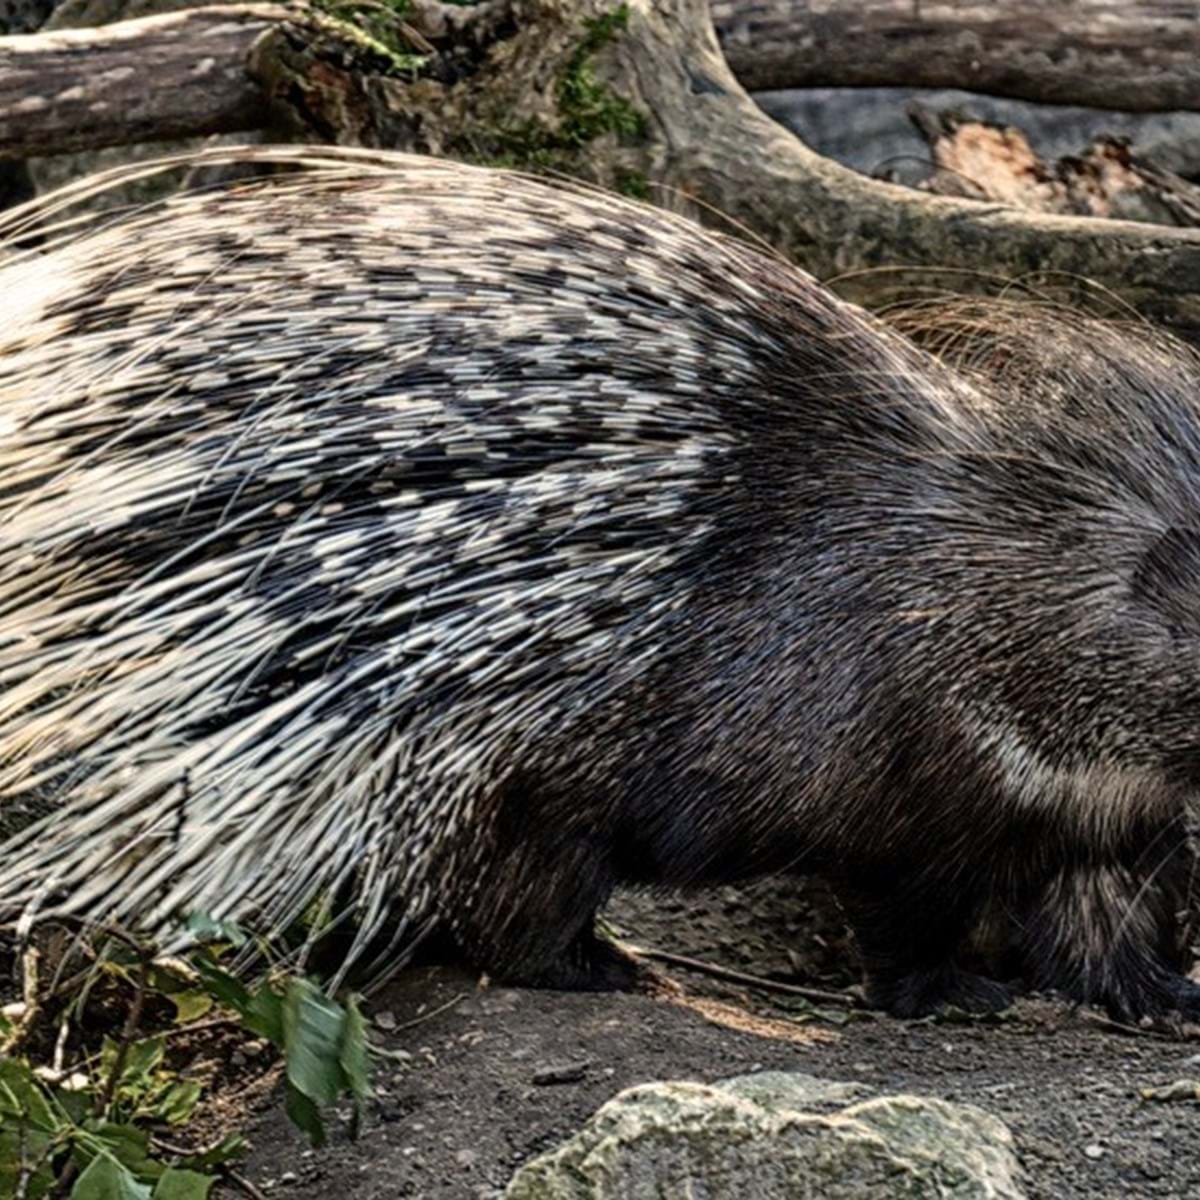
[1,145,1199,1020]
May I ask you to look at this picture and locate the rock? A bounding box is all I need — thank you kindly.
[505,1071,1025,1199]
[721,1070,875,1112]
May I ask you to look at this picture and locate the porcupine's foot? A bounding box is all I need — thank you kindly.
[1158,977,1200,1022]
[836,869,1010,1018]
[1038,958,1200,1024]
[1022,855,1200,1023]
[514,924,664,994]
[865,965,1012,1019]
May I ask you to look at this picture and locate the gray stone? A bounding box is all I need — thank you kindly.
[722,1069,876,1112]
[505,1071,1025,1199]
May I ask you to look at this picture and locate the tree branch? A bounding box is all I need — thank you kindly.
[613,0,1200,332]
[713,1,1200,113]
[0,6,283,160]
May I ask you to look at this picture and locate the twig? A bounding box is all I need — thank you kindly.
[1079,1010,1198,1041]
[13,1119,67,1200]
[14,1120,30,1200]
[1080,1011,1155,1038]
[57,1014,251,1082]
[51,1012,70,1075]
[95,953,151,1116]
[151,1133,268,1198]
[392,992,465,1031]
[50,951,153,1196]
[161,1015,246,1041]
[222,1167,269,1200]
[631,946,860,1007]
[1,946,41,1054]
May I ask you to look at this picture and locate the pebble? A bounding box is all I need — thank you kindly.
[1084,1144,1105,1160]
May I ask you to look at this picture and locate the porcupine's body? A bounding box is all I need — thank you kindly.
[1,146,1199,1019]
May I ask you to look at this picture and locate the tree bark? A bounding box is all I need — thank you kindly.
[615,0,1200,332]
[908,103,1200,228]
[4,0,1200,335]
[713,1,1200,112]
[0,6,280,159]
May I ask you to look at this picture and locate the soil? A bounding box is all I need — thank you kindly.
[231,877,1200,1200]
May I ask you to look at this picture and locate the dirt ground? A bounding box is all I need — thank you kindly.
[235,878,1200,1200]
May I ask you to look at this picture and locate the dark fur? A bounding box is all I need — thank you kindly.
[0,150,1198,1020]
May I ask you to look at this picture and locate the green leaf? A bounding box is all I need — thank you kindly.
[183,913,247,947]
[167,991,214,1025]
[57,1087,94,1126]
[151,1168,214,1200]
[0,1057,61,1132]
[338,995,370,1101]
[87,1122,161,1181]
[158,1081,202,1127]
[245,986,285,1048]
[100,1037,165,1101]
[71,1153,153,1200]
[124,1039,165,1083]
[0,1127,57,1198]
[282,979,344,1108]
[283,1082,325,1149]
[190,958,252,1017]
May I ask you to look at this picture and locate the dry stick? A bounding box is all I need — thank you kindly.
[55,1014,246,1085]
[14,1123,32,1200]
[161,1014,247,1041]
[1,947,42,1054]
[154,1137,269,1200]
[1079,1010,1197,1041]
[1081,1012,1156,1038]
[14,1126,66,1200]
[49,949,154,1194]
[93,952,153,1117]
[46,950,153,1200]
[632,946,860,1007]
[393,992,465,1031]
[220,1168,269,1200]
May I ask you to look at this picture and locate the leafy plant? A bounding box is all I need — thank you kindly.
[192,953,370,1148]
[0,1050,240,1199]
[0,921,372,1198]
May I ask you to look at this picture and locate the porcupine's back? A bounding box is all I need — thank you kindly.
[0,146,970,973]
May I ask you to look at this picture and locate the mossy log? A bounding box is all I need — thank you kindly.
[2,0,1200,332]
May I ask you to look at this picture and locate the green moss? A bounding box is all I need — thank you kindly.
[557,6,648,146]
[464,4,648,176]
[310,0,429,74]
[614,168,650,200]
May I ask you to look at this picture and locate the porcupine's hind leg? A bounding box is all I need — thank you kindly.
[449,857,649,992]
[1018,817,1200,1020]
[836,866,1013,1018]
[444,781,656,992]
